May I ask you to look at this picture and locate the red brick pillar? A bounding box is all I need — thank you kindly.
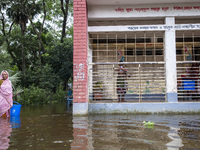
[73,0,88,106]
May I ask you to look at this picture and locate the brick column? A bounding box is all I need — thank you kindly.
[73,0,88,115]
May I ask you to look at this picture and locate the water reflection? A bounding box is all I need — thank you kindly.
[0,103,200,150]
[71,117,89,149]
[178,118,200,149]
[7,103,74,150]
[10,116,21,128]
[71,115,200,150]
[0,118,12,150]
[166,127,183,150]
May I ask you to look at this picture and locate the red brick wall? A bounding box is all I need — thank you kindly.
[73,0,88,103]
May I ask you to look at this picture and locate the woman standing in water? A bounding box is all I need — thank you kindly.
[0,70,13,118]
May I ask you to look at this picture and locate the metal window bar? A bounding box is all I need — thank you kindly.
[89,32,164,63]
[89,62,166,103]
[89,32,165,103]
[176,30,200,102]
[177,62,200,101]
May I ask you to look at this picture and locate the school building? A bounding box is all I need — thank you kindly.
[73,0,200,115]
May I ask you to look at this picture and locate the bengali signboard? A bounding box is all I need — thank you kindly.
[88,4,200,19]
[88,24,200,32]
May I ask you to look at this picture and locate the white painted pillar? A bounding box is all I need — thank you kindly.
[88,35,93,101]
[165,17,178,102]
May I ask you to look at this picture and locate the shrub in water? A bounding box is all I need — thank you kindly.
[51,85,67,103]
[18,86,51,106]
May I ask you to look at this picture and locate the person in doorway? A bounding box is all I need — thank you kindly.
[116,63,128,102]
[0,70,13,118]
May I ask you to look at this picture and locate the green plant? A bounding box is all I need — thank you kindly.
[16,85,67,106]
[18,86,51,106]
[51,85,67,102]
[143,121,155,126]
[9,72,21,90]
[13,86,24,102]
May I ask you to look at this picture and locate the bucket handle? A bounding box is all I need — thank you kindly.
[13,101,22,106]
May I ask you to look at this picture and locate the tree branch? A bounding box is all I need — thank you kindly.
[0,11,6,36]
[0,10,18,68]
[60,0,69,43]
[29,17,40,36]
[40,0,46,33]
[8,21,14,34]
[60,0,66,16]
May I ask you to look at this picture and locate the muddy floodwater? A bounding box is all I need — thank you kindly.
[0,102,200,150]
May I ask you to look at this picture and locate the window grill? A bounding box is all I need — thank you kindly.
[176,30,200,102]
[89,32,166,102]
[89,63,166,102]
[89,32,164,63]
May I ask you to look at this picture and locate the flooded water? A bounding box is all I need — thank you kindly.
[0,102,200,150]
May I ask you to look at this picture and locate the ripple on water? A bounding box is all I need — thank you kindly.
[1,104,200,150]
[70,115,200,150]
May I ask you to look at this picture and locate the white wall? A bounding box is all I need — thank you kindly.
[88,3,200,20]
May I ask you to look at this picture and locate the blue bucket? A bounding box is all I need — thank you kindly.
[10,101,22,116]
